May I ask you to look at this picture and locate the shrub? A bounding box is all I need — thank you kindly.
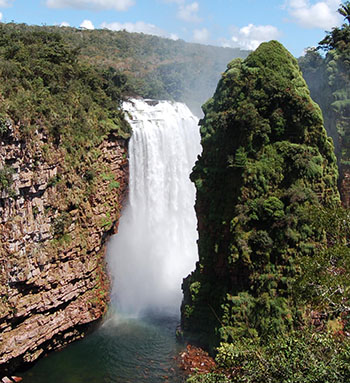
[0,165,15,193]
[187,373,230,383]
[52,212,71,237]
[213,331,350,383]
[108,180,120,190]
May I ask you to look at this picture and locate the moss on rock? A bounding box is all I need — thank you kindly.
[181,41,340,349]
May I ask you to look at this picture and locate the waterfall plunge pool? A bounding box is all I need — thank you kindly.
[20,312,185,383]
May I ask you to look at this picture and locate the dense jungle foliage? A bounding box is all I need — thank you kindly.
[181,39,350,382]
[300,3,350,173]
[0,23,248,116]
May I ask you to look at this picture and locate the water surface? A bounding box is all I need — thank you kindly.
[20,313,185,383]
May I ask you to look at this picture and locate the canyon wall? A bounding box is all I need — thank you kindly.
[0,125,128,376]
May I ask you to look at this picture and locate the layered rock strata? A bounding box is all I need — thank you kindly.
[0,125,128,376]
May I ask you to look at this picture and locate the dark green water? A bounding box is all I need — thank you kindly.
[20,312,186,383]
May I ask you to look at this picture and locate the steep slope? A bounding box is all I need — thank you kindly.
[0,26,130,376]
[181,41,339,349]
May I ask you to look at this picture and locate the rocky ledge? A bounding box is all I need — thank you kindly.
[0,125,128,376]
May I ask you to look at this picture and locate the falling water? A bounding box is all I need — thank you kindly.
[20,99,201,383]
[107,98,201,316]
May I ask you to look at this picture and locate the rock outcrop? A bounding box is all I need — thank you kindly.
[0,124,128,376]
[181,41,340,350]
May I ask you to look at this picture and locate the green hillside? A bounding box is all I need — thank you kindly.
[1,23,249,116]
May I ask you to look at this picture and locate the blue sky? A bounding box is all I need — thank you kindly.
[0,0,345,56]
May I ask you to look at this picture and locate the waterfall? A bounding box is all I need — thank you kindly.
[107,99,201,317]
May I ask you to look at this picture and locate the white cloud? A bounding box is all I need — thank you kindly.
[59,21,70,27]
[101,21,178,39]
[163,0,201,23]
[0,12,2,20]
[45,0,135,12]
[178,2,201,23]
[80,19,95,29]
[193,27,209,43]
[223,24,280,51]
[0,0,13,7]
[285,0,342,29]
[170,33,179,40]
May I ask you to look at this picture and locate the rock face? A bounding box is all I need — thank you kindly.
[181,41,340,350]
[0,125,128,376]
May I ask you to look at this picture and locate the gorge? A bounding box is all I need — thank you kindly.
[1,12,350,382]
[18,98,202,382]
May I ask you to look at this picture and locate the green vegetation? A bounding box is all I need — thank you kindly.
[208,330,350,383]
[181,40,347,382]
[0,24,130,153]
[0,115,11,136]
[291,204,350,332]
[196,203,350,383]
[0,23,130,277]
[182,40,339,347]
[299,1,350,170]
[100,212,113,230]
[0,165,14,194]
[47,174,61,188]
[188,373,229,383]
[338,1,350,24]
[182,5,350,382]
[0,24,131,212]
[52,212,72,238]
[108,180,120,190]
[0,23,249,116]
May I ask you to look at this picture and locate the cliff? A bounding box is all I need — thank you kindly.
[0,127,128,375]
[0,26,130,376]
[181,41,340,350]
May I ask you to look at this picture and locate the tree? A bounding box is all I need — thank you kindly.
[318,2,350,52]
[338,1,350,25]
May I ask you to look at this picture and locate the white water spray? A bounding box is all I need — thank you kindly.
[107,99,201,316]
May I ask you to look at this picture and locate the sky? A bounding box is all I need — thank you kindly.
[0,0,345,57]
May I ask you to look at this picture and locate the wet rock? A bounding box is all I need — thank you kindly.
[1,377,23,383]
[179,344,216,375]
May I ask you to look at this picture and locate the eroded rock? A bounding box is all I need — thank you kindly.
[0,127,128,376]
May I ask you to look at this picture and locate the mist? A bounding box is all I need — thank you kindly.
[107,98,202,317]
